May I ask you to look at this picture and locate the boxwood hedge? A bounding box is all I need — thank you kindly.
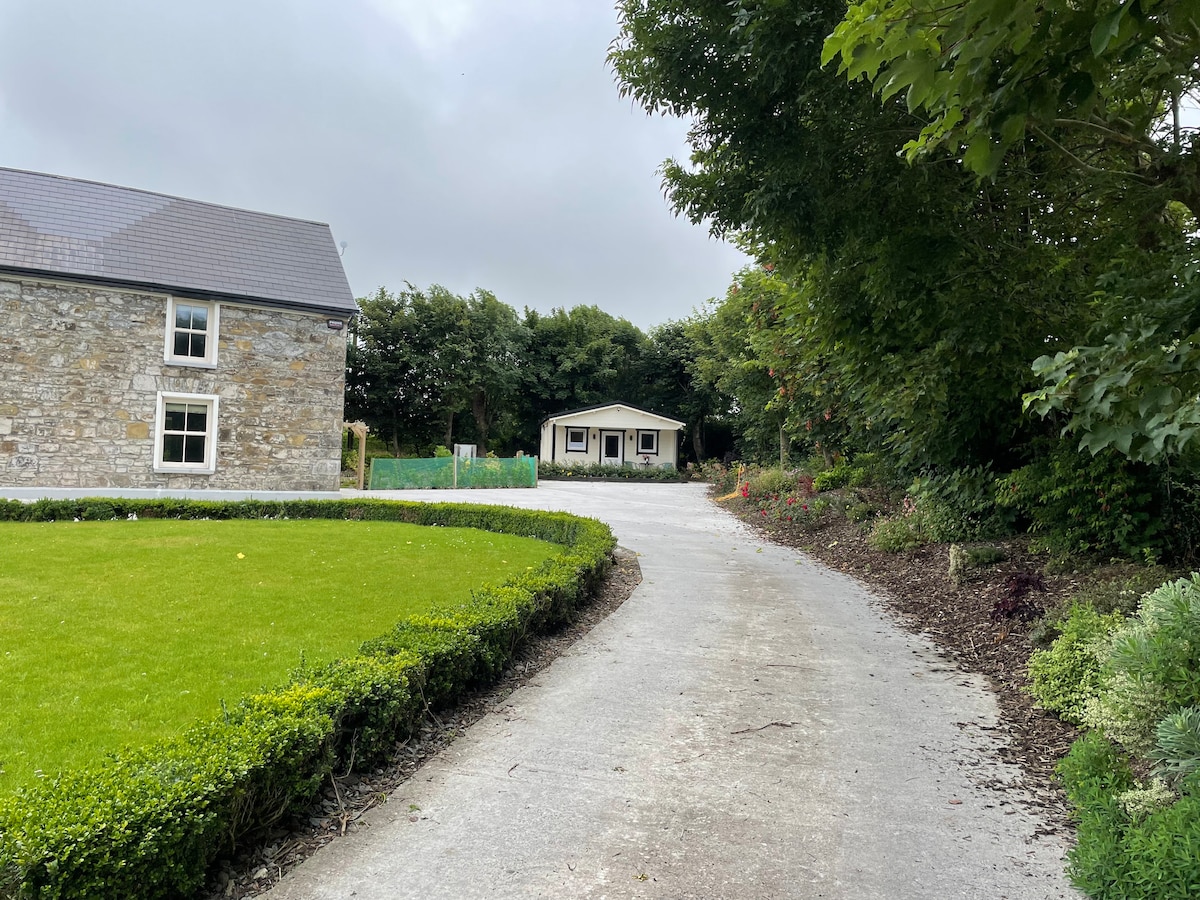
[0,498,615,899]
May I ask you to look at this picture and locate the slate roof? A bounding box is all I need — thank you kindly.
[0,167,357,315]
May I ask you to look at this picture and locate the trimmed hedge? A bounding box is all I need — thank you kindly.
[537,460,691,482]
[0,498,615,899]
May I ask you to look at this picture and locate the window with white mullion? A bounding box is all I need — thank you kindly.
[154,392,218,473]
[162,402,209,464]
[165,298,219,366]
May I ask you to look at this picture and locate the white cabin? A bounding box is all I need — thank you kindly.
[539,403,685,469]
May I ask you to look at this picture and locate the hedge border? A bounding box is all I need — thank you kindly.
[0,498,615,900]
[537,461,692,483]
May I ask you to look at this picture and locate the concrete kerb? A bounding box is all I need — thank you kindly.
[261,481,1079,900]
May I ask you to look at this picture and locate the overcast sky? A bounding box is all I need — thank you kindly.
[0,0,748,330]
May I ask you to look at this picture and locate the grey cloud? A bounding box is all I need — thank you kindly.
[0,0,746,328]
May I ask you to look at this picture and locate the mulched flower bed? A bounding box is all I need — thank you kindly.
[721,497,1083,833]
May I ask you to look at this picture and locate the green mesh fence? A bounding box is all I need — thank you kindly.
[368,456,538,490]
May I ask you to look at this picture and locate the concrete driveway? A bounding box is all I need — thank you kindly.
[265,482,1078,899]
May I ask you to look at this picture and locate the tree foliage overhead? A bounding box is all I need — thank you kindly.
[1025,239,1200,461]
[611,0,1115,469]
[819,0,1200,461]
[823,0,1200,216]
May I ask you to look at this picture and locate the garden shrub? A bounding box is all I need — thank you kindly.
[948,544,1006,583]
[1058,732,1200,900]
[1031,565,1167,649]
[846,452,890,488]
[1071,565,1173,617]
[1057,732,1137,897]
[80,501,118,521]
[745,487,827,528]
[966,545,1006,566]
[867,513,925,552]
[359,624,482,710]
[1028,603,1126,725]
[812,460,852,492]
[0,497,615,899]
[1084,574,1200,757]
[1152,706,1200,789]
[747,467,792,497]
[806,452,892,491]
[696,459,736,493]
[909,465,1015,543]
[997,442,1168,563]
[844,500,876,523]
[1054,575,1200,898]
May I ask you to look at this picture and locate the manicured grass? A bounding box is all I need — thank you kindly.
[0,518,558,789]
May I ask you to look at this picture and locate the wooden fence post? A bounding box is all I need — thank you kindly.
[348,422,369,491]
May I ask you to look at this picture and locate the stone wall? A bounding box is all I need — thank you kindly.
[0,276,348,491]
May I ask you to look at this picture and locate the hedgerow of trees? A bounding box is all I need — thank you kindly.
[344,284,732,462]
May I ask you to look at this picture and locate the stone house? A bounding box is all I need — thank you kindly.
[0,167,357,497]
[539,403,685,469]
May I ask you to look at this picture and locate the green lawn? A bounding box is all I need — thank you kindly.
[0,518,558,789]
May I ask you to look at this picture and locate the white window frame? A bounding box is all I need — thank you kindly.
[565,427,587,452]
[164,297,219,368]
[637,430,659,454]
[153,391,219,474]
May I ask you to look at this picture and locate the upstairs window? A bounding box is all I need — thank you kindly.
[566,427,587,452]
[165,298,218,366]
[637,430,659,454]
[153,392,218,473]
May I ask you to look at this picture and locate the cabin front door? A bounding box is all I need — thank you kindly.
[600,431,624,466]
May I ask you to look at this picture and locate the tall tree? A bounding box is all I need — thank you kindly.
[345,285,471,454]
[823,0,1200,460]
[611,0,1108,469]
[638,319,725,462]
[516,305,649,441]
[457,290,529,454]
[688,280,787,463]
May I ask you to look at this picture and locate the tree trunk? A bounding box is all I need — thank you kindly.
[691,417,705,461]
[471,391,489,455]
[444,411,454,448]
